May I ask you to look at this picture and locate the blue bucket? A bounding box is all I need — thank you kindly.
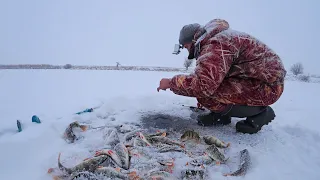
[17,120,22,132]
[32,115,41,123]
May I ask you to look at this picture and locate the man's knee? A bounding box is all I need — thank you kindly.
[222,105,268,118]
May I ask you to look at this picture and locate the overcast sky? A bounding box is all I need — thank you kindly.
[0,0,319,74]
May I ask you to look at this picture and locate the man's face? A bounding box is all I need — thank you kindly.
[183,42,195,59]
[183,43,193,53]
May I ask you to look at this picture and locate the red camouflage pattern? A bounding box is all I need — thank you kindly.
[169,19,286,112]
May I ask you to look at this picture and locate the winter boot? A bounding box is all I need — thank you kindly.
[197,111,231,127]
[234,106,275,134]
[196,105,275,134]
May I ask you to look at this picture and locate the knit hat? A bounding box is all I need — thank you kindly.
[179,23,201,45]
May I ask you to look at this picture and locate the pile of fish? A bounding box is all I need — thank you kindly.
[47,121,251,180]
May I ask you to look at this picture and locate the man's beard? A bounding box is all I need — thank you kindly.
[187,44,196,60]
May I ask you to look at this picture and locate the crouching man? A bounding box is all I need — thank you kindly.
[157,19,286,134]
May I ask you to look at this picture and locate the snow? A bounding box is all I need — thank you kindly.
[0,69,320,180]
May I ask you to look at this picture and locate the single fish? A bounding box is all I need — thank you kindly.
[223,149,251,176]
[149,136,184,148]
[113,143,130,170]
[63,121,88,143]
[203,135,230,148]
[180,130,201,143]
[57,153,108,175]
[205,145,229,165]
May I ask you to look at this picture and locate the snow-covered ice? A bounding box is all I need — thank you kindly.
[0,69,320,180]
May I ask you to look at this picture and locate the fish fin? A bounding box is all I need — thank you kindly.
[80,125,88,131]
[161,132,166,137]
[133,153,140,157]
[47,168,54,174]
[128,171,139,180]
[57,152,69,173]
[128,171,137,176]
[95,150,102,156]
[115,167,121,172]
[216,161,221,165]
[83,157,90,161]
[226,142,231,147]
[52,175,61,180]
[125,144,133,148]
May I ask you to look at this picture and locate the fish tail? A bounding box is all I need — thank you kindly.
[47,168,54,174]
[57,153,70,173]
[115,167,121,172]
[128,171,137,178]
[52,175,61,180]
[226,142,231,148]
[224,156,230,163]
[80,125,88,131]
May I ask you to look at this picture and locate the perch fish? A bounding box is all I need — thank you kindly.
[203,135,230,148]
[205,145,229,165]
[223,149,251,176]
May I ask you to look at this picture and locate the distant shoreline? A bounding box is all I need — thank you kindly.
[0,64,192,73]
[1,64,320,83]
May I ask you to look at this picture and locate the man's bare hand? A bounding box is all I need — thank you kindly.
[197,102,204,109]
[157,78,171,92]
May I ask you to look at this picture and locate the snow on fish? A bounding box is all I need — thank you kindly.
[180,130,201,143]
[205,144,229,165]
[94,167,138,180]
[223,149,251,177]
[103,128,120,148]
[113,143,130,170]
